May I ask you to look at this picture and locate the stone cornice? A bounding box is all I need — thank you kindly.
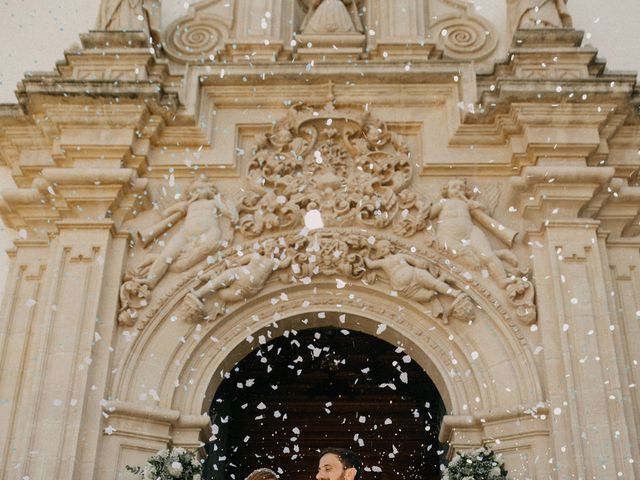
[508,165,615,226]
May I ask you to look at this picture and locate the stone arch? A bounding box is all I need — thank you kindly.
[112,278,543,418]
[104,233,549,476]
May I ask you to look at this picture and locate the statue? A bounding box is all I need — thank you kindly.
[430,179,519,288]
[96,0,160,39]
[180,239,291,322]
[299,0,364,34]
[364,240,474,323]
[514,0,572,29]
[137,176,238,289]
[117,177,237,326]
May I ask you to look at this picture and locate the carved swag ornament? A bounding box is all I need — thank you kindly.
[119,104,536,327]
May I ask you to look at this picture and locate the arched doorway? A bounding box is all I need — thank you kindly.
[204,327,446,480]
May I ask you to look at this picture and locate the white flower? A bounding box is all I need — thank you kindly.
[158,449,170,458]
[142,465,155,480]
[462,476,474,480]
[193,475,202,480]
[173,447,187,456]
[449,455,461,466]
[489,466,502,478]
[168,461,183,477]
[191,457,201,468]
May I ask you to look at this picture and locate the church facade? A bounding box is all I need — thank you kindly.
[0,1,639,479]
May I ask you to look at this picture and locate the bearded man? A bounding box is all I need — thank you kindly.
[316,448,361,480]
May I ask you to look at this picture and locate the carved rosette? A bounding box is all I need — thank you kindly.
[238,103,418,237]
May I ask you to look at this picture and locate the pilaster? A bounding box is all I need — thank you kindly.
[509,166,636,478]
[0,30,169,479]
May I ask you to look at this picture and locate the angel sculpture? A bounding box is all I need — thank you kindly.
[96,0,160,41]
[364,240,474,323]
[514,0,572,29]
[136,177,238,289]
[430,179,519,288]
[180,239,291,322]
[118,177,238,325]
[299,0,364,34]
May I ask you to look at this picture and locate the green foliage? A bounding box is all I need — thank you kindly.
[126,447,203,480]
[443,446,509,480]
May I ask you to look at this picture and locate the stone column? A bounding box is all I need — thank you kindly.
[510,164,636,478]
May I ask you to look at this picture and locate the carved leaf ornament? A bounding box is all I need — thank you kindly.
[121,104,536,328]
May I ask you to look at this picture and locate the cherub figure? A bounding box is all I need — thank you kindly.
[430,179,518,288]
[364,240,474,323]
[299,0,364,34]
[364,240,460,302]
[137,176,238,289]
[181,239,291,322]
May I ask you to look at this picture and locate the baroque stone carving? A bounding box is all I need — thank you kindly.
[119,106,535,326]
[431,179,536,324]
[299,0,364,34]
[118,177,237,325]
[514,0,572,29]
[364,240,474,324]
[163,13,230,63]
[429,14,498,61]
[96,0,160,40]
[175,231,473,325]
[238,103,413,237]
[180,239,291,323]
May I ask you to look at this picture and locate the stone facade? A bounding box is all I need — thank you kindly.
[0,1,639,479]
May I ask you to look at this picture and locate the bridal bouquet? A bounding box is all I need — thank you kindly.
[126,447,203,480]
[443,446,508,480]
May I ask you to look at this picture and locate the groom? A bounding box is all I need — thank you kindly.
[316,448,362,480]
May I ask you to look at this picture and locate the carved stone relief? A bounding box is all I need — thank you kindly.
[96,0,160,40]
[512,0,572,30]
[429,14,498,61]
[299,0,364,34]
[162,0,231,63]
[176,231,474,326]
[118,177,237,325]
[119,104,536,326]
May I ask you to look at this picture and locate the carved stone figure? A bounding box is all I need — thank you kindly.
[431,179,519,288]
[364,240,474,323]
[365,240,460,301]
[139,177,237,288]
[515,0,572,29]
[299,0,364,34]
[181,239,291,322]
[96,0,160,38]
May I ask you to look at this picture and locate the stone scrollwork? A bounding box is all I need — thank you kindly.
[429,14,498,61]
[238,103,413,237]
[163,13,230,63]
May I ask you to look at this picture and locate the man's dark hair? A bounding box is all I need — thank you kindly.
[319,447,361,480]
